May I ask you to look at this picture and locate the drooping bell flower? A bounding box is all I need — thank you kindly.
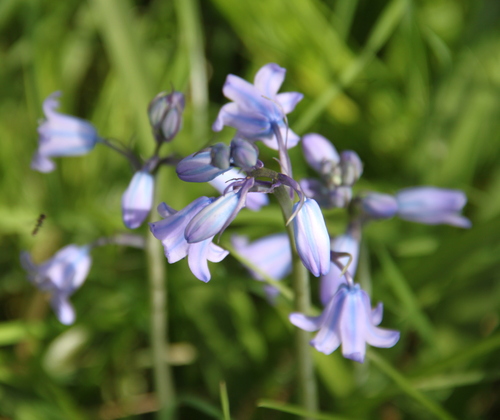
[231,233,291,281]
[122,170,154,229]
[292,198,331,277]
[232,233,291,303]
[213,63,303,150]
[20,244,92,325]
[31,92,99,173]
[396,187,471,228]
[185,177,255,243]
[149,198,229,282]
[290,283,400,363]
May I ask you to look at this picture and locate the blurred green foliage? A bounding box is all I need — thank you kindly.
[1,0,500,418]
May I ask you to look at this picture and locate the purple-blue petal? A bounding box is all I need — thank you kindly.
[361,193,398,219]
[185,191,241,243]
[149,197,213,263]
[253,63,286,97]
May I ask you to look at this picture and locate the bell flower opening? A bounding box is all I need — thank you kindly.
[32,92,99,173]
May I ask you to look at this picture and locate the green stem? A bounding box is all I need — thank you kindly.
[274,186,318,419]
[146,175,176,420]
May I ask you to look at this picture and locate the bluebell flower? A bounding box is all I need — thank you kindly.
[185,177,255,243]
[122,171,155,229]
[396,187,471,228]
[148,90,185,143]
[177,150,231,182]
[292,198,331,277]
[231,233,291,281]
[290,283,400,363]
[20,245,92,325]
[31,92,99,173]
[320,227,361,306]
[213,63,303,150]
[232,233,291,304]
[209,168,269,211]
[149,198,229,282]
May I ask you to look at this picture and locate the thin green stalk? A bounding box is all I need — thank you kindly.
[146,172,176,420]
[274,186,318,419]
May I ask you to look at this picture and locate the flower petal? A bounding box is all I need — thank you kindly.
[50,294,76,325]
[185,191,241,243]
[177,151,230,183]
[339,287,368,363]
[231,233,291,280]
[289,313,323,332]
[122,171,154,229]
[253,63,286,97]
[276,92,303,114]
[150,197,214,262]
[187,240,229,282]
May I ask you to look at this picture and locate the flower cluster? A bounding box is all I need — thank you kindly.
[25,62,471,365]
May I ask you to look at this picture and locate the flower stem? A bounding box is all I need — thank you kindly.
[146,177,176,419]
[274,185,318,419]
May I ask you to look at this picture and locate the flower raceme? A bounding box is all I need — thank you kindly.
[149,198,229,282]
[20,245,92,325]
[213,63,303,150]
[290,283,400,363]
[32,92,99,173]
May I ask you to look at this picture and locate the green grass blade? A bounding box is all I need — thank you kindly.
[368,350,457,420]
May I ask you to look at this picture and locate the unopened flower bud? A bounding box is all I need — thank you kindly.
[210,143,231,170]
[302,133,340,175]
[148,91,185,143]
[177,151,230,182]
[340,151,363,186]
[230,138,259,170]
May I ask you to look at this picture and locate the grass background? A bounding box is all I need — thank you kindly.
[1,0,500,418]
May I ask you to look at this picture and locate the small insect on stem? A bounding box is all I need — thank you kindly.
[32,214,46,236]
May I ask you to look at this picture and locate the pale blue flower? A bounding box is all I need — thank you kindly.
[396,187,471,228]
[31,92,98,173]
[292,198,331,277]
[290,283,400,363]
[213,63,303,150]
[231,233,291,281]
[149,197,229,282]
[20,245,92,325]
[122,171,154,229]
